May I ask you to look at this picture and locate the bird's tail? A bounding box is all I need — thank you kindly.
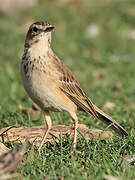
[60,86,128,136]
[91,103,129,136]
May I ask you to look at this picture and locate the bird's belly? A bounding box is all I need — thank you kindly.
[22,71,76,112]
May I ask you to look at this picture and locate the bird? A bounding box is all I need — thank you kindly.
[21,21,129,154]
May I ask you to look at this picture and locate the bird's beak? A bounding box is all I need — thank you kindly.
[44,26,55,32]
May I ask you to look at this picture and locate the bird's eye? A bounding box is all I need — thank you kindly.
[30,26,38,34]
[32,26,38,33]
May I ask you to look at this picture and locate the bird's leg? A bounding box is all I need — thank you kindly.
[70,112,78,153]
[38,111,52,154]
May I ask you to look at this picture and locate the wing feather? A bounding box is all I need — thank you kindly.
[49,52,98,118]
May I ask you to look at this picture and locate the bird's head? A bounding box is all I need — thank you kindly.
[25,21,55,47]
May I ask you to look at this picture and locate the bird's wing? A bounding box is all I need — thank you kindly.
[49,52,98,118]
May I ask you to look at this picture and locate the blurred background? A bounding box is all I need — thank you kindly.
[0,0,135,130]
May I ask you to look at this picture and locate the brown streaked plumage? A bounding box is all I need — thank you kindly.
[21,21,128,154]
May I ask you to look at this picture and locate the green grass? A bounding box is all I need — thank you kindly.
[0,0,135,179]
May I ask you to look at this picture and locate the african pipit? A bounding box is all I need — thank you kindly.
[21,21,128,153]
